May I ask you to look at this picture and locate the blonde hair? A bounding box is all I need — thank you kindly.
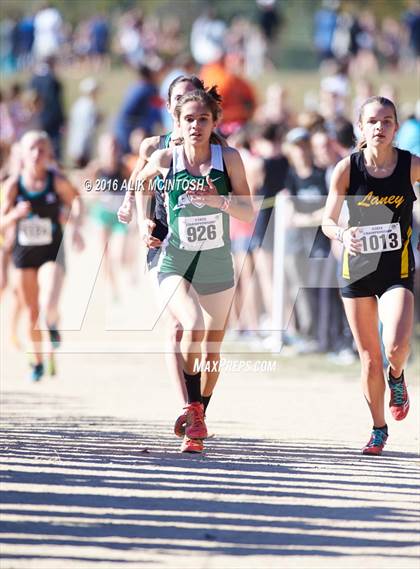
[19,131,53,163]
[20,130,49,148]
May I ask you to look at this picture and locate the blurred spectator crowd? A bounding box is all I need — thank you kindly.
[1,1,419,76]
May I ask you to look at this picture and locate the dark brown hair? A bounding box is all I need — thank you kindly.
[357,96,398,150]
[167,75,204,103]
[174,86,223,122]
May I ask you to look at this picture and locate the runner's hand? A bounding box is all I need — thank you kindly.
[343,227,363,256]
[187,175,222,209]
[118,196,134,224]
[140,218,161,248]
[12,201,31,220]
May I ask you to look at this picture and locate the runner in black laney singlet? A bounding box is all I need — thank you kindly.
[135,87,254,453]
[0,131,84,382]
[341,148,415,295]
[322,97,420,456]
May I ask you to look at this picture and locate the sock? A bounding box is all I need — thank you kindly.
[202,394,212,412]
[184,371,202,404]
[389,369,404,383]
[374,424,388,436]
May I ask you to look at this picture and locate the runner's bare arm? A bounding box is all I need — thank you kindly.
[222,147,255,223]
[135,149,171,247]
[0,178,29,233]
[322,157,350,239]
[411,154,420,185]
[322,157,361,255]
[118,136,161,223]
[54,174,85,251]
[134,148,171,218]
[55,174,84,229]
[127,136,160,197]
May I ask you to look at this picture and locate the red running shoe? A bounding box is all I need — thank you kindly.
[388,369,410,421]
[180,436,204,453]
[184,402,207,440]
[174,409,188,438]
[362,428,388,455]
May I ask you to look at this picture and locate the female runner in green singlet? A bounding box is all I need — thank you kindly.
[135,88,254,453]
[118,75,207,408]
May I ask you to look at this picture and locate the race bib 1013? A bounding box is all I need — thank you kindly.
[358,223,402,254]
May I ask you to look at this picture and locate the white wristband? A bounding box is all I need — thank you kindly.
[335,227,344,242]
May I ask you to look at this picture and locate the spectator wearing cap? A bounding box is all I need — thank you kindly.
[283,126,330,354]
[67,77,101,168]
[250,123,289,323]
[310,127,356,361]
[319,74,349,122]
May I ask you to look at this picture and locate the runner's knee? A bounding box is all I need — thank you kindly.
[384,339,410,365]
[26,302,40,326]
[359,350,383,376]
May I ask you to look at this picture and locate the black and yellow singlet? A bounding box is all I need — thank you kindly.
[342,148,416,293]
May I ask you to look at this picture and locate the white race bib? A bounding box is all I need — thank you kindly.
[179,213,224,251]
[358,223,402,254]
[18,217,53,246]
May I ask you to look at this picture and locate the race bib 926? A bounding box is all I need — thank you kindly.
[179,213,224,251]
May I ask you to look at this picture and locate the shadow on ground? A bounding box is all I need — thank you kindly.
[1,391,419,565]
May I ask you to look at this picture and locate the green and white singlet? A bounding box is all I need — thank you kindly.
[157,144,234,289]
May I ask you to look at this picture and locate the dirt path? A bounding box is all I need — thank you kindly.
[1,225,419,568]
